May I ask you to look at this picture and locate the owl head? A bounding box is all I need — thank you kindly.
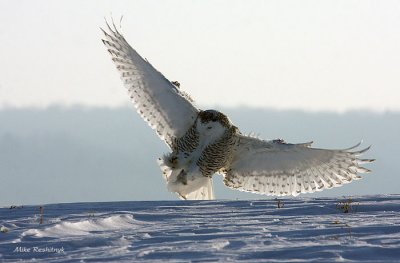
[196,110,232,141]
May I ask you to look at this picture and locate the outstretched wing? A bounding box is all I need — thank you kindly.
[101,21,199,148]
[224,135,374,196]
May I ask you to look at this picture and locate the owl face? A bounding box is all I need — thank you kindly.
[198,110,231,126]
[196,110,231,142]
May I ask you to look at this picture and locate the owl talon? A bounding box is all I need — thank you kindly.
[176,170,188,185]
[169,156,179,168]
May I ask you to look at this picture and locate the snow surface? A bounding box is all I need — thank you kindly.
[0,195,399,262]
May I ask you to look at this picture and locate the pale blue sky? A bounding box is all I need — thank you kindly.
[1,0,399,112]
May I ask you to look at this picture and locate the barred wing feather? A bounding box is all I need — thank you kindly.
[224,135,373,196]
[101,22,199,148]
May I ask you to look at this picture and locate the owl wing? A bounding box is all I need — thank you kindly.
[101,22,199,148]
[224,135,374,196]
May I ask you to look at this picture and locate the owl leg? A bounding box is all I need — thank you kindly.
[158,155,212,199]
[179,166,215,200]
[166,167,209,197]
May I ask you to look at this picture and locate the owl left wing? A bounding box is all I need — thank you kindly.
[101,21,199,149]
[224,135,374,196]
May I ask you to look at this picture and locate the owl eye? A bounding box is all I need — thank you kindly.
[207,126,212,129]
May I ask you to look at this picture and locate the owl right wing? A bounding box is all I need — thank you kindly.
[101,21,199,149]
[224,135,374,196]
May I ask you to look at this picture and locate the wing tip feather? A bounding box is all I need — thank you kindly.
[352,145,372,155]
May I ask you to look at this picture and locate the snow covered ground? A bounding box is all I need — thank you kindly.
[1,195,399,262]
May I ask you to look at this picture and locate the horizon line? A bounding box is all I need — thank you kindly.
[0,103,399,115]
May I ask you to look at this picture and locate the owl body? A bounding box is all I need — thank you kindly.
[159,110,238,199]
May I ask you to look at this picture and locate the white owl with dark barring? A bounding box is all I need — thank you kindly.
[101,22,374,200]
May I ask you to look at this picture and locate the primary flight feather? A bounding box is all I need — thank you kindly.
[101,21,374,200]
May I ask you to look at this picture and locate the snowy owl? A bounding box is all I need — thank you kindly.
[101,22,374,200]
